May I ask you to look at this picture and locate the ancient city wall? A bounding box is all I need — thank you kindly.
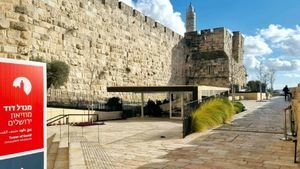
[0,0,185,102]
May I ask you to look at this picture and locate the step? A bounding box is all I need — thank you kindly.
[69,142,86,169]
[53,141,69,169]
[47,134,56,153]
[47,141,59,169]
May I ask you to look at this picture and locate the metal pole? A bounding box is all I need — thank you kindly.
[63,109,65,124]
[288,109,294,136]
[141,93,144,118]
[169,93,172,119]
[60,120,62,139]
[68,122,70,145]
[281,109,291,141]
[98,124,100,143]
[181,93,184,119]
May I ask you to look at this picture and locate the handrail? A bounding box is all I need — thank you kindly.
[47,114,98,126]
[47,115,68,126]
[47,114,65,122]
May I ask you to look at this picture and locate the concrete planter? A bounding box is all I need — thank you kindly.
[96,111,122,121]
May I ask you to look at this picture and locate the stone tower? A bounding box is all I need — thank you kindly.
[186,3,196,32]
[184,4,247,89]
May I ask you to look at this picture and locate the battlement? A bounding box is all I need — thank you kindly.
[200,27,227,35]
[102,1,183,39]
[184,27,243,63]
[118,1,133,15]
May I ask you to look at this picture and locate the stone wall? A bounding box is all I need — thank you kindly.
[0,0,185,102]
[187,56,230,87]
[184,27,246,88]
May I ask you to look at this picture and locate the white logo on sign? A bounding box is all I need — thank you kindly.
[13,77,32,95]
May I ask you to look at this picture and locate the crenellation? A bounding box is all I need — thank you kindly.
[103,0,118,9]
[200,29,213,35]
[132,9,138,17]
[213,27,226,33]
[132,9,144,24]
[154,21,164,33]
[164,27,173,38]
[146,16,156,28]
[117,2,133,16]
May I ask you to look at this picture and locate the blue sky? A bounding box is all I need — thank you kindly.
[122,0,300,90]
[171,0,300,35]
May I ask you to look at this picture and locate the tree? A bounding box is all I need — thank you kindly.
[268,69,276,93]
[256,61,267,101]
[246,80,266,92]
[47,61,70,89]
[85,63,105,121]
[30,57,70,89]
[107,97,122,111]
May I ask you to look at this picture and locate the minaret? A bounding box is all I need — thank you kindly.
[186,3,196,32]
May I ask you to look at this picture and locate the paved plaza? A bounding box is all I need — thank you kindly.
[48,97,300,169]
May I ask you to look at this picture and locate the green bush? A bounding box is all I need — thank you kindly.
[107,97,122,111]
[47,61,70,89]
[30,57,70,89]
[233,101,245,114]
[144,100,162,117]
[191,98,235,132]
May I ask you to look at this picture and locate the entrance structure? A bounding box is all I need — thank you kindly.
[107,85,229,119]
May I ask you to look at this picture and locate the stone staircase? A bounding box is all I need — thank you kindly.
[47,125,117,169]
[47,134,69,169]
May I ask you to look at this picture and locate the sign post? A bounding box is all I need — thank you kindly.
[0,58,46,169]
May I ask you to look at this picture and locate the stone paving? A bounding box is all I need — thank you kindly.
[48,97,300,169]
[138,97,299,169]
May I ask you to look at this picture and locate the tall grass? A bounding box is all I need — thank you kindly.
[233,101,246,113]
[191,98,235,132]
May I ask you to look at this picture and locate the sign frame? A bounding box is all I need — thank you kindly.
[0,57,47,169]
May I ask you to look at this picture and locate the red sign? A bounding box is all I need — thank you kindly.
[0,58,46,159]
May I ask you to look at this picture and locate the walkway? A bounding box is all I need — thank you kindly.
[48,97,300,168]
[139,97,299,169]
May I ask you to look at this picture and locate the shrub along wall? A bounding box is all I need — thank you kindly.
[191,98,245,132]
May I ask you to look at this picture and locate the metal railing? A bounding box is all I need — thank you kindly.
[281,105,298,163]
[47,114,98,126]
[48,114,101,145]
[183,100,199,138]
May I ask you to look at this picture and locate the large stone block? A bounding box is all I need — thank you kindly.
[20,31,31,39]
[0,19,10,29]
[14,5,29,15]
[7,29,20,39]
[0,2,13,11]
[10,21,29,31]
[0,45,18,53]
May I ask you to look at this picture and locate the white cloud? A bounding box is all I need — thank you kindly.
[259,24,300,56]
[283,73,300,78]
[265,58,300,71]
[119,0,186,35]
[244,35,272,69]
[259,24,294,43]
[244,24,300,73]
[244,35,272,57]
[119,0,134,7]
